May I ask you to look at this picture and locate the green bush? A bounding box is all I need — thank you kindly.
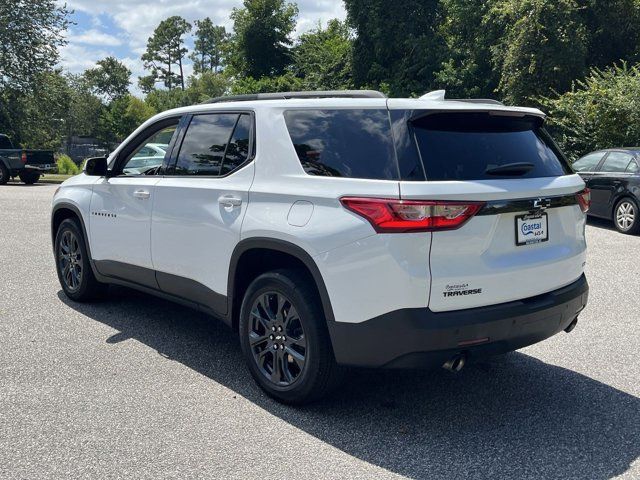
[56,154,80,175]
[541,62,640,161]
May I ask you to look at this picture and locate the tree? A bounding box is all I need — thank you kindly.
[84,57,131,102]
[141,16,192,91]
[541,62,640,160]
[582,0,640,69]
[185,71,230,103]
[228,0,298,78]
[190,19,230,74]
[0,0,71,91]
[7,71,72,149]
[490,0,588,105]
[435,0,501,98]
[293,20,354,90]
[98,95,156,143]
[344,0,443,96]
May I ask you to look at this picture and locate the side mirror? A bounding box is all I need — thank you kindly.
[84,156,108,177]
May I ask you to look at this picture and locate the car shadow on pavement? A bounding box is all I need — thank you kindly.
[587,216,616,232]
[58,287,640,480]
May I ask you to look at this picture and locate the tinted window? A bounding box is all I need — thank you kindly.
[220,114,252,175]
[573,152,605,172]
[174,113,253,176]
[600,152,633,173]
[411,113,570,181]
[627,159,640,173]
[284,109,397,180]
[390,110,426,181]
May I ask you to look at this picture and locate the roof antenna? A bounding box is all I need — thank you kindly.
[419,90,446,101]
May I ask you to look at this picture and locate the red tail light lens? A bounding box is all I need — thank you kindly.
[576,188,591,213]
[340,197,485,233]
[21,151,27,163]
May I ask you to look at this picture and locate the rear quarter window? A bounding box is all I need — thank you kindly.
[283,109,397,180]
[411,112,571,181]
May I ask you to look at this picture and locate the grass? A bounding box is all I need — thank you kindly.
[39,174,73,184]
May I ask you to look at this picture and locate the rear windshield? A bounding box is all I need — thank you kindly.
[283,109,397,180]
[411,112,571,181]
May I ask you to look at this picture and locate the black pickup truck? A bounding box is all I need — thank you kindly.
[0,134,56,185]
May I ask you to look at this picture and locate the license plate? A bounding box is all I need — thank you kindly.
[516,213,548,246]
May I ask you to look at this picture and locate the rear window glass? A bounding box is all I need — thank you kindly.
[411,113,571,181]
[284,109,397,180]
[600,152,633,173]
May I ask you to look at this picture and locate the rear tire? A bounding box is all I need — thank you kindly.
[19,171,40,184]
[54,218,105,302]
[0,163,8,185]
[613,198,640,235]
[239,269,342,405]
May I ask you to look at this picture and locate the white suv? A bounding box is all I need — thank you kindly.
[52,90,590,404]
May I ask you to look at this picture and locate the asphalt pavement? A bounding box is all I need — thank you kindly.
[1,183,638,479]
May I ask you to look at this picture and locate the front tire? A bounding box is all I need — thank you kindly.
[54,218,105,301]
[19,171,40,184]
[239,269,342,405]
[613,198,640,234]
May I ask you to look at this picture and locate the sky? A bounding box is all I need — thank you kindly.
[57,0,346,93]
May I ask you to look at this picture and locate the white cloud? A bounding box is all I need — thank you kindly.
[71,29,123,47]
[59,43,110,73]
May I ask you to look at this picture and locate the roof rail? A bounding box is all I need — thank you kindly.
[203,90,387,104]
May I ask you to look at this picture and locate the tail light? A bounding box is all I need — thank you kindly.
[340,197,485,233]
[576,188,591,213]
[21,151,27,163]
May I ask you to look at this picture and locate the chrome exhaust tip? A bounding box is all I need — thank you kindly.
[443,354,466,373]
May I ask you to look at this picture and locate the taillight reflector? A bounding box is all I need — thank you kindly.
[576,188,590,213]
[21,151,27,163]
[340,197,485,233]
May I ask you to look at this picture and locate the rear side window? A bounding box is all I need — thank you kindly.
[220,114,252,176]
[411,112,571,181]
[573,152,605,172]
[600,152,634,173]
[174,113,252,176]
[284,109,397,180]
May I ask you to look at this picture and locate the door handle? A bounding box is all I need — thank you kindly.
[218,195,242,208]
[133,189,151,200]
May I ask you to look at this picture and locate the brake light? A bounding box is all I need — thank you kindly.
[576,188,590,213]
[340,197,485,233]
[21,151,27,163]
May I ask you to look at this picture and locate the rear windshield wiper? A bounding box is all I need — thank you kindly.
[485,162,535,176]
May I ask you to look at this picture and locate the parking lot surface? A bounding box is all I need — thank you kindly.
[1,184,639,479]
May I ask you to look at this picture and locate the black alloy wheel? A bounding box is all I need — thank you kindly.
[239,269,342,404]
[55,218,105,301]
[58,229,83,293]
[249,291,307,386]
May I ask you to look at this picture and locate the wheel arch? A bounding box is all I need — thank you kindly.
[51,203,90,256]
[227,238,336,334]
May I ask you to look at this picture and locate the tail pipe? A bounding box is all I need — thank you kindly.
[442,353,466,373]
[564,317,578,333]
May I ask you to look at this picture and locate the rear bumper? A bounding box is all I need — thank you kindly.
[25,164,56,172]
[327,274,589,368]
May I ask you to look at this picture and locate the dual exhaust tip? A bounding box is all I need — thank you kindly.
[442,317,579,373]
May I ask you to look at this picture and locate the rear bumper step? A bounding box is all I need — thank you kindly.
[328,274,589,368]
